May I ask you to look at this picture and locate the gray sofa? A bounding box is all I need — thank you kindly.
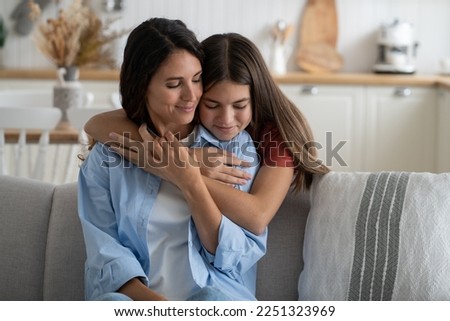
[2,171,449,301]
[0,175,309,301]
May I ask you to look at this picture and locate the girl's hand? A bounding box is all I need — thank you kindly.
[190,147,252,186]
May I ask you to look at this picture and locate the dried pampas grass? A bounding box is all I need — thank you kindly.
[30,0,128,68]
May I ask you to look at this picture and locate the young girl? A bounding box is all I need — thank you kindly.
[85,32,329,237]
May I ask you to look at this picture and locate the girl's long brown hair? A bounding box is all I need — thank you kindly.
[201,33,329,191]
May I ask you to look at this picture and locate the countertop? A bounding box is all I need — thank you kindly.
[0,69,120,81]
[274,72,450,89]
[1,68,450,89]
[2,68,449,144]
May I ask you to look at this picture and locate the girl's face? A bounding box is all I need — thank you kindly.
[146,49,202,137]
[199,80,252,141]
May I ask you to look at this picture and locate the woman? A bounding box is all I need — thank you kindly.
[85,33,330,236]
[78,18,266,301]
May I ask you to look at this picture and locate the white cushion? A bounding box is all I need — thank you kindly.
[298,171,450,300]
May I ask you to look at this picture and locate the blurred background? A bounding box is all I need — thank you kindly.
[0,0,449,74]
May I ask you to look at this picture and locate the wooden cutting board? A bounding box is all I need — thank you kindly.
[299,0,338,47]
[296,0,343,73]
[297,43,343,73]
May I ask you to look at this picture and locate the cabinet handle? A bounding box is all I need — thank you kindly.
[394,87,412,97]
[301,85,319,95]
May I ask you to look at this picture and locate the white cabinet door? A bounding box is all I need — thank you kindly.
[365,86,437,172]
[436,88,450,172]
[279,84,365,171]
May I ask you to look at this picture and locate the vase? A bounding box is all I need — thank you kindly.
[270,42,287,75]
[62,65,80,82]
[53,66,83,130]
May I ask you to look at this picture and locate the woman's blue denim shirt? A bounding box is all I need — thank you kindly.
[78,125,266,300]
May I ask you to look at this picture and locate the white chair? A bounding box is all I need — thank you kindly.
[0,106,62,181]
[0,89,99,183]
[67,107,113,151]
[0,89,53,107]
[0,89,95,106]
[64,107,113,182]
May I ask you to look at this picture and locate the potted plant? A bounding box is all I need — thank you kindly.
[29,0,128,81]
[28,0,128,129]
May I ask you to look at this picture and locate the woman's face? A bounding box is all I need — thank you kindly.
[199,80,252,141]
[146,49,202,137]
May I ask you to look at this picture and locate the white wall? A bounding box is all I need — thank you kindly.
[0,0,449,74]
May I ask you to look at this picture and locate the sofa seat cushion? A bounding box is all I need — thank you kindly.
[299,171,450,300]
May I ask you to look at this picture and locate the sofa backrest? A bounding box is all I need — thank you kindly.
[255,189,310,300]
[0,176,84,300]
[43,182,85,300]
[0,175,310,301]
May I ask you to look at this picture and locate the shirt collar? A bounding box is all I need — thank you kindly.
[195,125,223,149]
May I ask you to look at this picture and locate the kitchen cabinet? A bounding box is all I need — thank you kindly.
[280,83,438,172]
[364,86,437,172]
[436,87,450,172]
[1,72,445,175]
[279,84,365,171]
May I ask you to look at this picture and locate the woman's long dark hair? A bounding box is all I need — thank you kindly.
[120,18,203,127]
[201,33,329,191]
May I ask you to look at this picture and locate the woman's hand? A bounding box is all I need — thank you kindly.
[109,124,201,188]
[157,130,202,189]
[108,124,253,186]
[190,147,252,186]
